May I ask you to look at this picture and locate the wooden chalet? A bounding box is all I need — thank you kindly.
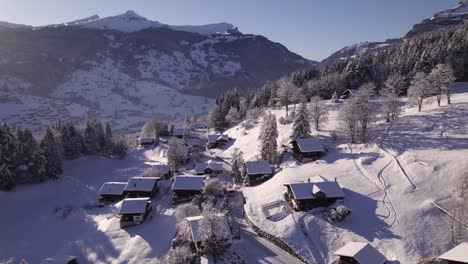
[172,175,205,200]
[123,177,161,198]
[139,137,157,147]
[207,134,229,149]
[291,137,326,161]
[190,122,208,130]
[438,242,468,264]
[186,214,231,253]
[194,160,224,175]
[173,128,190,139]
[119,198,152,228]
[340,89,359,99]
[284,180,344,211]
[244,160,273,185]
[98,182,127,203]
[334,242,387,264]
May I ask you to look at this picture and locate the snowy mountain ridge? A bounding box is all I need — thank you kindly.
[433,0,468,18]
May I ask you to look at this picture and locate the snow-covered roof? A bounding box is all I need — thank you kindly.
[172,176,205,191]
[186,215,231,243]
[194,161,223,174]
[139,137,155,144]
[286,181,344,200]
[191,122,208,129]
[119,198,150,215]
[439,242,468,263]
[245,160,272,175]
[125,177,160,192]
[99,182,127,196]
[173,128,190,136]
[207,134,229,143]
[334,242,387,264]
[153,164,170,175]
[293,137,325,153]
[343,89,359,95]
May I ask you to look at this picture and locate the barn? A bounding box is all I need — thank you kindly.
[194,160,224,175]
[119,198,152,228]
[207,134,229,149]
[291,137,326,161]
[284,181,344,211]
[244,160,273,185]
[123,177,161,198]
[172,175,205,201]
[334,242,387,264]
[340,89,359,99]
[438,242,468,264]
[98,182,127,203]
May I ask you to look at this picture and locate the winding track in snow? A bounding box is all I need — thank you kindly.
[377,161,398,227]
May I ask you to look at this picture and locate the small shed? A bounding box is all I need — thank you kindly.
[334,242,387,264]
[119,198,152,228]
[151,164,171,178]
[207,134,229,149]
[291,137,326,161]
[194,160,224,175]
[172,175,205,200]
[124,177,161,198]
[98,182,127,203]
[244,160,273,185]
[139,137,157,147]
[191,122,208,130]
[173,128,190,138]
[340,89,359,99]
[284,181,344,211]
[438,242,468,264]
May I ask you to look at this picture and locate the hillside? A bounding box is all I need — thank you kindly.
[0,11,315,132]
[215,84,468,263]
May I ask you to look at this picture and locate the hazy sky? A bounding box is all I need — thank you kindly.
[0,0,459,61]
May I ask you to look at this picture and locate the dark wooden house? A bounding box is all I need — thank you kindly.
[98,182,127,203]
[173,128,190,139]
[119,198,152,228]
[244,160,273,185]
[194,160,224,175]
[139,137,157,147]
[291,137,326,161]
[123,177,161,198]
[334,242,387,264]
[207,134,229,149]
[172,175,205,200]
[190,122,208,130]
[438,242,468,264]
[340,89,359,99]
[284,181,344,211]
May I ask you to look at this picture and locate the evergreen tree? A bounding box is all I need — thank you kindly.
[83,119,98,154]
[0,124,17,190]
[112,136,127,159]
[208,102,228,133]
[259,114,278,164]
[290,101,311,140]
[40,128,63,179]
[231,149,244,184]
[14,127,42,182]
[105,123,113,154]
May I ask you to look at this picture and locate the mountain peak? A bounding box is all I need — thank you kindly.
[433,0,468,18]
[121,10,145,19]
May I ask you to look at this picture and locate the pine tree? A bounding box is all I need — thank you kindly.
[112,136,127,159]
[290,101,311,140]
[0,124,17,190]
[231,149,244,184]
[259,114,278,164]
[40,128,63,179]
[83,119,97,154]
[105,123,113,155]
[14,127,42,182]
[208,102,228,133]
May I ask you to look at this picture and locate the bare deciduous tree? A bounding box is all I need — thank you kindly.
[277,77,297,117]
[429,63,456,106]
[381,73,405,122]
[408,72,431,112]
[310,96,329,131]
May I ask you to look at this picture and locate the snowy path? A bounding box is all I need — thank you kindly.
[376,161,398,228]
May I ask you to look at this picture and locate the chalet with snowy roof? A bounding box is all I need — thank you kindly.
[284,180,344,211]
[139,137,157,147]
[98,182,127,203]
[123,177,161,198]
[119,198,152,228]
[191,122,208,130]
[194,160,224,175]
[151,164,171,178]
[291,137,326,161]
[244,160,273,185]
[186,214,231,252]
[334,242,386,264]
[207,134,229,149]
[340,89,359,99]
[438,242,468,264]
[173,128,190,138]
[172,175,205,200]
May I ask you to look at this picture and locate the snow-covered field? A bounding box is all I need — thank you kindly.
[219,84,468,263]
[0,148,176,264]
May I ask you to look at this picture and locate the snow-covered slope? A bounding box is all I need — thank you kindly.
[217,84,468,263]
[434,0,468,18]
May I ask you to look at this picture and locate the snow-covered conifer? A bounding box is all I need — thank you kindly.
[290,101,311,140]
[40,128,63,179]
[259,114,278,164]
[0,124,17,190]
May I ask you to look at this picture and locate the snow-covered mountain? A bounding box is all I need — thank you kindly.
[433,0,468,18]
[0,11,315,132]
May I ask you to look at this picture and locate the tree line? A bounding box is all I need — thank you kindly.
[0,119,128,190]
